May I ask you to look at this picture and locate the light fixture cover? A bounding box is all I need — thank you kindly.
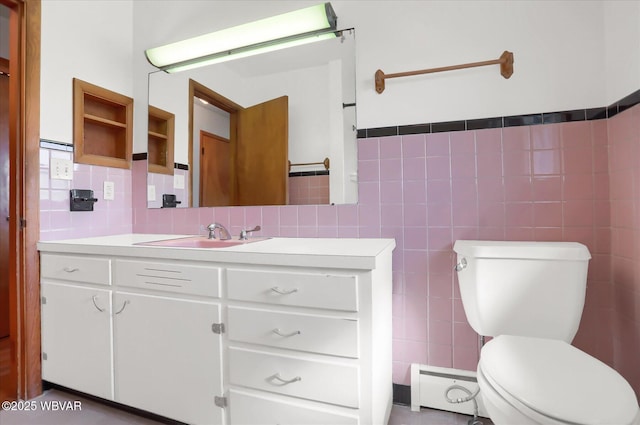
[146,3,338,73]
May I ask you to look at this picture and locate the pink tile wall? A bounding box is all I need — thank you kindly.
[39,148,133,240]
[146,168,189,209]
[367,122,611,384]
[131,119,611,386]
[289,174,330,205]
[39,104,640,396]
[608,103,640,399]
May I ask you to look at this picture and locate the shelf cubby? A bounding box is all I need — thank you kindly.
[147,105,175,175]
[73,78,133,169]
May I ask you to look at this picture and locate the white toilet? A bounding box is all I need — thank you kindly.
[453,240,640,425]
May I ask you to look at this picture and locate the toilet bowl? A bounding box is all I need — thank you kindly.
[453,240,640,425]
[478,335,640,425]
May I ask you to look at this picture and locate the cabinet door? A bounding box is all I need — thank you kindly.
[40,282,113,400]
[114,292,223,425]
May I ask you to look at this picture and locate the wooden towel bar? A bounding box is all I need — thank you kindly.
[288,157,330,172]
[375,51,514,94]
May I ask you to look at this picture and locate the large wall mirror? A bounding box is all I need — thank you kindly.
[147,29,357,208]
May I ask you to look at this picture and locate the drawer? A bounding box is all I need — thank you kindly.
[229,389,358,425]
[228,307,358,358]
[41,254,111,286]
[114,259,221,297]
[229,347,359,408]
[227,268,358,311]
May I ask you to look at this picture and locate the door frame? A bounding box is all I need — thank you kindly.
[2,0,41,401]
[188,79,242,207]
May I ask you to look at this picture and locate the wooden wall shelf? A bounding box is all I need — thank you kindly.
[73,78,133,169]
[147,105,175,175]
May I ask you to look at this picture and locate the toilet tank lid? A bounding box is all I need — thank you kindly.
[453,240,591,261]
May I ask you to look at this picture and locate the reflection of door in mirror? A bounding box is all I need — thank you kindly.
[191,80,288,207]
[235,96,288,206]
[200,131,231,206]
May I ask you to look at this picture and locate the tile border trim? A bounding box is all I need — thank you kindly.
[357,88,640,138]
[289,170,330,177]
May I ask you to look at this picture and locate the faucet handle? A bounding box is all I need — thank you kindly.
[239,225,261,240]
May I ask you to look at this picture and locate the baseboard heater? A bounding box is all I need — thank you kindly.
[410,363,489,417]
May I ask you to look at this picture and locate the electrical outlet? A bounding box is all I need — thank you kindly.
[50,158,73,180]
[103,181,115,200]
[147,185,156,201]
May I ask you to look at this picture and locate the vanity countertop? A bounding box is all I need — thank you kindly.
[37,234,396,270]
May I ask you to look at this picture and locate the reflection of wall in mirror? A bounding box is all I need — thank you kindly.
[150,63,338,205]
[146,168,189,209]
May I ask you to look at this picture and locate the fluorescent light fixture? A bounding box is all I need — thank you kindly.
[145,3,338,73]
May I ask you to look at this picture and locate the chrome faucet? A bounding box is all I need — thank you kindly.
[207,223,231,240]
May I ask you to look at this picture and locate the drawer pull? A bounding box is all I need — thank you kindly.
[269,373,302,385]
[272,328,301,338]
[63,267,79,273]
[91,296,105,312]
[115,300,130,315]
[270,287,298,295]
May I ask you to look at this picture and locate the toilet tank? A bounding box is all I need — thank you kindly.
[453,240,591,342]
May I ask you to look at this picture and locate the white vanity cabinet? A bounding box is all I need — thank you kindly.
[113,291,223,425]
[40,281,114,400]
[38,235,395,425]
[40,254,114,400]
[40,253,225,425]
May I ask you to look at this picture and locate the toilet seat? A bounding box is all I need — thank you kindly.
[479,335,639,425]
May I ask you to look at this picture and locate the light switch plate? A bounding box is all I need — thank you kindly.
[103,181,115,200]
[174,174,185,189]
[50,157,73,180]
[147,185,156,201]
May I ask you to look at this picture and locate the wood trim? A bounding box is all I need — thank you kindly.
[6,0,41,401]
[189,79,243,206]
[0,0,20,7]
[73,78,133,169]
[147,105,175,175]
[188,79,242,207]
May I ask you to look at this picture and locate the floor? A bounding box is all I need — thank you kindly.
[0,388,492,425]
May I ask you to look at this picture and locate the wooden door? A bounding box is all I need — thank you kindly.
[200,130,231,207]
[234,96,288,206]
[2,0,42,402]
[0,57,8,339]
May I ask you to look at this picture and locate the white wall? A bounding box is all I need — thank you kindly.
[132,0,613,132]
[40,0,133,144]
[347,0,607,127]
[603,0,640,104]
[38,1,640,148]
